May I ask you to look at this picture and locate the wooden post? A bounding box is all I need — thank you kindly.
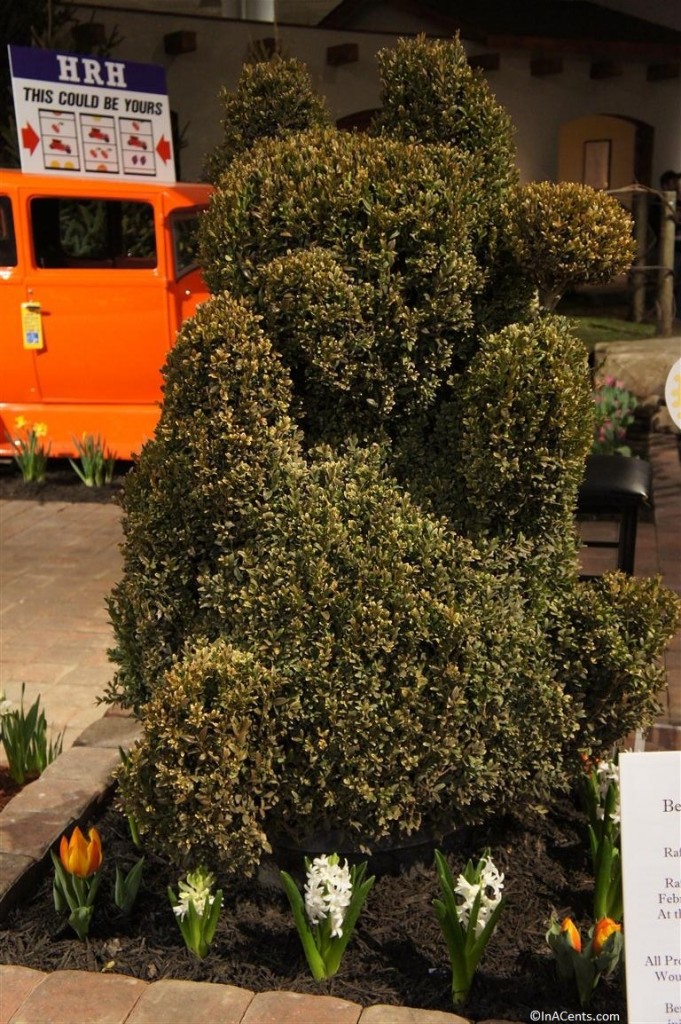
[631,192,647,324]
[658,190,675,336]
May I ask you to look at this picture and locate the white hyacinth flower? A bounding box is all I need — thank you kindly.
[454,855,504,938]
[595,757,620,824]
[304,854,353,938]
[172,868,220,920]
[479,855,505,902]
[596,758,619,795]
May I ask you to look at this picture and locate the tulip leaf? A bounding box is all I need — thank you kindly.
[114,857,145,915]
[67,905,94,942]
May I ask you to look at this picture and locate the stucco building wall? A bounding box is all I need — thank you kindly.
[72,4,681,185]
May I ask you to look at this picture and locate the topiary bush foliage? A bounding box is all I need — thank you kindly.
[200,127,483,441]
[108,35,680,877]
[107,293,300,711]
[202,56,331,183]
[504,181,636,310]
[117,444,578,874]
[370,34,537,335]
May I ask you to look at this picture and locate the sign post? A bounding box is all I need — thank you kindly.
[8,45,176,183]
[620,751,681,1024]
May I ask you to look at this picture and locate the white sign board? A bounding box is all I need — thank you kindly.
[9,45,176,182]
[666,357,681,431]
[620,751,681,1024]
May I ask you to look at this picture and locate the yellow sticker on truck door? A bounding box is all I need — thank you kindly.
[21,301,44,350]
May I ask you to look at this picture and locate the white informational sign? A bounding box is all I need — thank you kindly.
[8,45,176,183]
[666,357,681,430]
[620,751,681,1024]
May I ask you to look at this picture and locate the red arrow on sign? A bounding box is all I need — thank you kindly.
[21,123,40,154]
[156,136,172,163]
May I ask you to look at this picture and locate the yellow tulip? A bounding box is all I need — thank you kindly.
[592,917,621,955]
[33,422,48,438]
[59,826,103,878]
[561,916,581,952]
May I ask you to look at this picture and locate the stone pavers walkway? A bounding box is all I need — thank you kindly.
[0,500,122,750]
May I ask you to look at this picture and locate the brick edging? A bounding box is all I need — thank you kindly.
[0,713,141,922]
[1,965,522,1024]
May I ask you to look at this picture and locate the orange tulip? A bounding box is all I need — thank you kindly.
[592,917,621,955]
[59,826,102,878]
[561,916,581,952]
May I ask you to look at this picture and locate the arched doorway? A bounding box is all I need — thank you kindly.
[558,114,654,189]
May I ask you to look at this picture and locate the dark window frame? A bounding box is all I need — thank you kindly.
[0,195,18,267]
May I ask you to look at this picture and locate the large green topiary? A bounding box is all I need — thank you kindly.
[118,445,582,873]
[200,127,482,440]
[504,181,637,310]
[202,56,331,183]
[108,35,680,877]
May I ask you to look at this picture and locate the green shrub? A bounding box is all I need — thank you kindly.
[117,641,282,876]
[371,34,517,198]
[371,34,536,336]
[200,127,482,440]
[453,316,594,542]
[107,293,299,710]
[559,574,681,756]
[109,35,679,877]
[504,182,636,310]
[393,315,592,566]
[203,57,330,182]
[119,446,579,873]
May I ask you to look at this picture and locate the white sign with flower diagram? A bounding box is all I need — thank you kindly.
[620,751,681,1024]
[8,45,175,182]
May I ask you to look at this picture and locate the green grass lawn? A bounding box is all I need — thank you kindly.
[565,316,658,351]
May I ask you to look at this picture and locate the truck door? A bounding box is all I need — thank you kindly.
[24,193,171,405]
[1,193,39,412]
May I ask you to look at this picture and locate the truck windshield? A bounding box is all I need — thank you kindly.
[0,195,17,266]
[30,196,157,268]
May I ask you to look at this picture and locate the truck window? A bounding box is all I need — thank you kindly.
[0,195,17,266]
[30,197,157,269]
[172,211,202,279]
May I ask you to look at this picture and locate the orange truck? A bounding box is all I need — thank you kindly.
[0,169,212,459]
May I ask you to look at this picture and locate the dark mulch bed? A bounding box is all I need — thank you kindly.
[0,796,627,1021]
[0,766,35,813]
[0,459,130,504]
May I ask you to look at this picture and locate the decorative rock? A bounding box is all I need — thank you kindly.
[593,337,681,400]
[38,746,120,785]
[0,965,47,1024]
[6,970,147,1024]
